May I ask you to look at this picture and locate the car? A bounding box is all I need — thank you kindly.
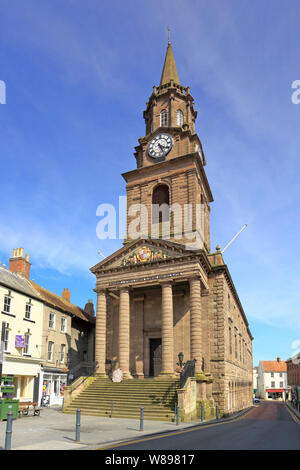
[253,398,260,403]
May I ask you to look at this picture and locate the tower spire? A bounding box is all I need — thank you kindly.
[159,29,180,87]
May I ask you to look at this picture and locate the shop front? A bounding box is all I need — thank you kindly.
[2,355,42,402]
[266,388,284,400]
[40,368,67,406]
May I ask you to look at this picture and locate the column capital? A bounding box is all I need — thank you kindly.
[95,287,107,295]
[119,285,131,293]
[159,280,174,287]
[188,275,201,283]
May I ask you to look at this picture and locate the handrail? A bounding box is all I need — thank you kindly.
[179,359,196,389]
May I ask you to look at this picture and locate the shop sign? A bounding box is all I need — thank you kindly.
[15,335,25,348]
[41,395,50,406]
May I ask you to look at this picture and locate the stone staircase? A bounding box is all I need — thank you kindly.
[63,376,180,422]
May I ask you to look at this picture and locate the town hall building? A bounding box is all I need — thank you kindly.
[73,38,254,419]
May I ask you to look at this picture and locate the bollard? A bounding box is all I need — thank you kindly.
[176,405,180,426]
[110,401,114,418]
[216,405,219,420]
[5,411,13,450]
[201,404,204,422]
[140,407,144,432]
[75,408,81,442]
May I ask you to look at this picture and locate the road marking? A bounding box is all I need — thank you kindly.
[96,407,254,450]
[285,405,300,424]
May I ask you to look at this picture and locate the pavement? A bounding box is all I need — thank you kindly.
[0,405,252,451]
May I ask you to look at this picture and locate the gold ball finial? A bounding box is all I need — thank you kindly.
[216,245,221,252]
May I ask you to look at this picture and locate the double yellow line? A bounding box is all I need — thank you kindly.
[96,407,254,451]
[285,404,300,424]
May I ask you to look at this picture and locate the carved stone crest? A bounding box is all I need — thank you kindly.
[121,246,168,266]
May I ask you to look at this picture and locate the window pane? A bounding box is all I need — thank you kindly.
[4,296,11,313]
[25,304,31,319]
[177,110,183,126]
[160,110,167,127]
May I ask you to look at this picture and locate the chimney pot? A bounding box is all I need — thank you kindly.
[62,288,71,302]
[9,247,31,279]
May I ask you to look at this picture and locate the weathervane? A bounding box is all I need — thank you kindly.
[168,25,171,45]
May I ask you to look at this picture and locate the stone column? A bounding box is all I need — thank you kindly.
[133,296,144,378]
[160,282,174,376]
[189,277,203,376]
[95,288,107,376]
[119,287,132,379]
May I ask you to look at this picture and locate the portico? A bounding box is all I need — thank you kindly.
[92,238,210,380]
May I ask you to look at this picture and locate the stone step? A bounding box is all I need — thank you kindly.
[64,377,179,422]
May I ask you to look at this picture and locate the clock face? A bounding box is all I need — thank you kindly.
[148,133,173,160]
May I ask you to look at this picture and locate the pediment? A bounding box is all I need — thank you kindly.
[90,238,194,273]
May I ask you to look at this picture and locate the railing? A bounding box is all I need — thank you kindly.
[179,359,196,389]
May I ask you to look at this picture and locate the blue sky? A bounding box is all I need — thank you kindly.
[0,0,300,366]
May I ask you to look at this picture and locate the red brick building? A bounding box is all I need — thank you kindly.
[286,355,300,410]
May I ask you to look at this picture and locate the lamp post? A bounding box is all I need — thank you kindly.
[178,352,184,368]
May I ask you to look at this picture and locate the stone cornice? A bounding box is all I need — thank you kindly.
[123,152,213,202]
[210,264,254,341]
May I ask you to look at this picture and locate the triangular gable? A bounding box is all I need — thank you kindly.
[90,238,194,273]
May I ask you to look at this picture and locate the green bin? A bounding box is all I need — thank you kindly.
[0,399,19,420]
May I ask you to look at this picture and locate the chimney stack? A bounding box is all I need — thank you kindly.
[84,299,95,316]
[62,288,71,302]
[277,357,281,362]
[9,248,31,279]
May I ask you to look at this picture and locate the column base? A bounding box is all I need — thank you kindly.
[134,373,145,379]
[122,372,134,380]
[95,372,108,378]
[194,372,211,382]
[158,371,176,378]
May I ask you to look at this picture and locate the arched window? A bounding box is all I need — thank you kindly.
[152,184,169,224]
[160,109,168,127]
[177,109,183,126]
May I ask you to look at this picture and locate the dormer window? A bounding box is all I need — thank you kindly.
[160,109,168,127]
[177,109,183,126]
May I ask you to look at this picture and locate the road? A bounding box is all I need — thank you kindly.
[103,401,300,450]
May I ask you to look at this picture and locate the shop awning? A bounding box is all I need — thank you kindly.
[266,389,284,393]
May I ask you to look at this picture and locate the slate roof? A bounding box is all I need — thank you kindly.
[0,266,41,300]
[30,281,95,324]
[0,266,94,324]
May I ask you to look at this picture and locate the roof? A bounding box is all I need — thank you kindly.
[260,361,287,372]
[29,281,95,324]
[0,266,41,300]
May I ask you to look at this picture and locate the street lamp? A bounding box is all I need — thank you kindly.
[177,352,184,368]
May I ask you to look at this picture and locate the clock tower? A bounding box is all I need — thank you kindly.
[90,35,253,420]
[123,38,213,252]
